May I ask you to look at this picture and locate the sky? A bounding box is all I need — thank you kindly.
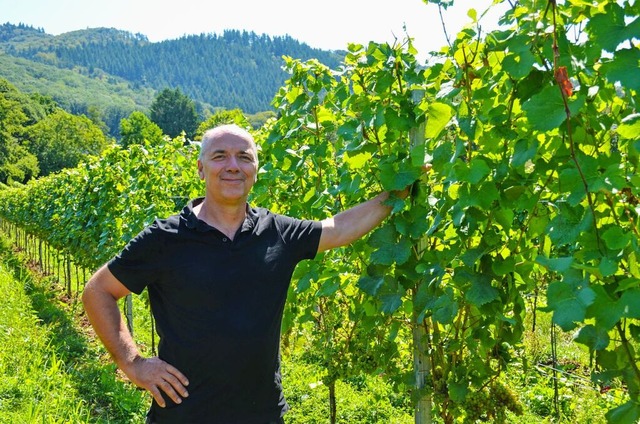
[1,0,507,60]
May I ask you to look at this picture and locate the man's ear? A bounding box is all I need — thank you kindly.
[197,160,204,180]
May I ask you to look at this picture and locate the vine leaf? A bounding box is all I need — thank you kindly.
[465,277,499,307]
[600,49,640,91]
[357,275,385,296]
[574,324,610,351]
[605,401,640,424]
[379,293,403,314]
[368,225,412,265]
[602,226,630,250]
[536,255,573,272]
[503,50,536,79]
[379,162,422,191]
[425,102,453,139]
[522,85,585,131]
[620,289,640,319]
[617,113,640,139]
[546,204,592,246]
[586,2,640,52]
[587,286,624,331]
[432,287,458,324]
[544,281,596,331]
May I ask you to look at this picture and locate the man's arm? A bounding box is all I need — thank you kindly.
[318,190,399,253]
[318,164,431,252]
[82,265,189,407]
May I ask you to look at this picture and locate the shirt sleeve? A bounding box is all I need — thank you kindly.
[274,214,323,261]
[107,221,165,295]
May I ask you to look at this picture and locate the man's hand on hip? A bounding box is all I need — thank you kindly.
[124,356,190,408]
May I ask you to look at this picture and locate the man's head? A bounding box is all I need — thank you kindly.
[199,124,258,163]
[197,124,259,204]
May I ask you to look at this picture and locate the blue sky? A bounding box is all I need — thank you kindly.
[1,0,506,60]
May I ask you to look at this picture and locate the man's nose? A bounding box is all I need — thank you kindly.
[225,156,240,171]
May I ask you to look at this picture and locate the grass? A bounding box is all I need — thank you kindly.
[0,237,148,423]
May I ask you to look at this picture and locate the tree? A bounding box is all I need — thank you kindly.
[194,108,250,140]
[119,111,165,148]
[149,87,199,139]
[0,89,39,183]
[26,109,110,175]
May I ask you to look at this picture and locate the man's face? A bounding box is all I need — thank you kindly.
[197,131,258,204]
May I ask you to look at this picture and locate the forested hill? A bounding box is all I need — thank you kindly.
[0,23,344,115]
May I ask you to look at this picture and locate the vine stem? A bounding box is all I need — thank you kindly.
[616,322,640,386]
[550,0,602,251]
[437,4,452,50]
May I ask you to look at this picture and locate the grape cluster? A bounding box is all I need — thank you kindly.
[462,382,523,423]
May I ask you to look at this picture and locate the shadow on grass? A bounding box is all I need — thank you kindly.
[0,240,148,423]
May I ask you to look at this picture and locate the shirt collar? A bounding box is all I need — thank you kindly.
[181,197,257,233]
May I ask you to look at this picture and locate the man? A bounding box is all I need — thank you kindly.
[82,124,413,423]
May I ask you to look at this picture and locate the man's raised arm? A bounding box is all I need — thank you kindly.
[318,190,400,253]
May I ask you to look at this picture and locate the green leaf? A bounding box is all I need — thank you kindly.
[387,108,415,131]
[357,275,385,296]
[458,115,476,139]
[380,293,403,314]
[468,158,491,184]
[448,380,468,403]
[546,281,596,331]
[522,85,585,131]
[379,162,422,191]
[316,279,340,297]
[605,401,640,424]
[454,158,491,184]
[546,205,592,246]
[343,151,372,170]
[296,273,313,293]
[617,113,640,140]
[502,50,536,79]
[425,102,453,139]
[492,255,516,275]
[600,49,640,91]
[303,186,316,203]
[511,139,538,167]
[620,289,640,319]
[368,225,412,265]
[536,255,573,272]
[602,226,631,250]
[586,3,640,52]
[599,257,618,277]
[432,288,458,324]
[465,278,499,307]
[587,286,624,331]
[574,324,610,351]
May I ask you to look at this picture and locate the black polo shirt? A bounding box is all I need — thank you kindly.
[108,197,322,423]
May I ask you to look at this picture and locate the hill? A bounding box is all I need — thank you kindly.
[0,23,344,134]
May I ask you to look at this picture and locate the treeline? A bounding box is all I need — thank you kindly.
[0,23,344,120]
[0,74,271,184]
[0,78,109,183]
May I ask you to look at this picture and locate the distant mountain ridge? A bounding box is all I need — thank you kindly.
[0,23,344,134]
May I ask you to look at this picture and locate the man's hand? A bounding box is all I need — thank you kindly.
[123,356,190,408]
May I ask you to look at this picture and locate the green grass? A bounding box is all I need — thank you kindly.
[0,239,148,423]
[0,255,92,422]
